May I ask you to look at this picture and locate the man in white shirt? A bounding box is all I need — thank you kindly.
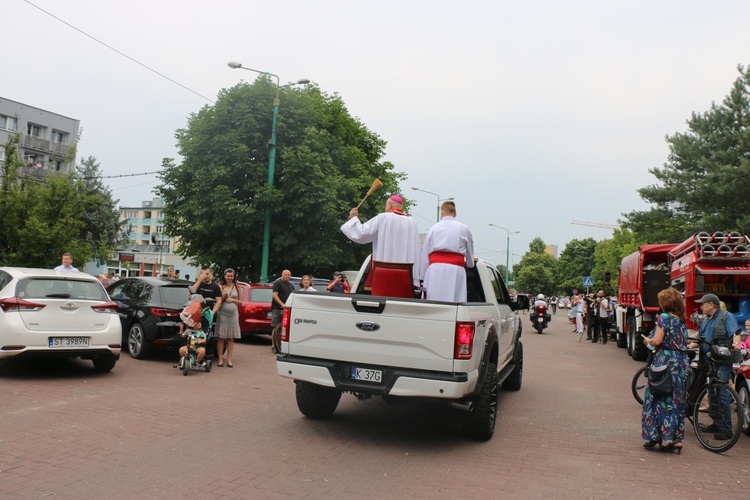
[341,194,421,288]
[420,201,474,302]
[54,253,79,272]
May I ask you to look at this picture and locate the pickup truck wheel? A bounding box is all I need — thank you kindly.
[502,343,523,391]
[461,362,498,440]
[295,381,341,419]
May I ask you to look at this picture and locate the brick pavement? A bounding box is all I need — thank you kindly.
[1,313,749,499]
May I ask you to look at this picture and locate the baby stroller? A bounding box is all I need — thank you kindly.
[177,294,213,375]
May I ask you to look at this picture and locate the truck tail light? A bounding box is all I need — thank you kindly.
[281,307,291,342]
[454,321,475,360]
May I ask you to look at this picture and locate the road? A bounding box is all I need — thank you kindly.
[1,310,748,499]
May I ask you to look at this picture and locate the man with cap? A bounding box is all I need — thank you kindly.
[688,293,742,440]
[327,272,350,293]
[341,194,421,289]
[420,201,474,302]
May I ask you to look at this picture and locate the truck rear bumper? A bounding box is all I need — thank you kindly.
[276,356,478,399]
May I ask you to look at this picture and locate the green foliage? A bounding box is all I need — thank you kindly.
[513,237,558,295]
[554,238,597,295]
[592,228,638,292]
[0,141,121,268]
[624,65,750,241]
[157,80,405,281]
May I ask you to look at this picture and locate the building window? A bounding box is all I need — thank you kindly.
[0,149,5,163]
[156,225,164,233]
[27,123,43,137]
[51,130,66,143]
[0,115,16,131]
[121,211,138,219]
[53,160,62,171]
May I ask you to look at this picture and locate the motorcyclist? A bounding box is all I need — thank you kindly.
[534,294,547,308]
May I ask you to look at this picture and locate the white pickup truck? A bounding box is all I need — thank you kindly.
[275,258,524,440]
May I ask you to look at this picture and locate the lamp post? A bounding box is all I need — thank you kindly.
[410,187,453,222]
[228,61,309,282]
[489,224,519,284]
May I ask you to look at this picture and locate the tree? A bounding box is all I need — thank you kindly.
[74,156,126,265]
[0,138,121,268]
[624,65,750,241]
[513,237,557,295]
[555,238,597,296]
[157,80,405,281]
[592,228,638,294]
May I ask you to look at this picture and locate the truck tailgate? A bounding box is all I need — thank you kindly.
[285,293,460,372]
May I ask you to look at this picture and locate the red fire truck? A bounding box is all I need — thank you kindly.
[617,232,750,361]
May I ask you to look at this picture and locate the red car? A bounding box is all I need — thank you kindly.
[237,282,274,337]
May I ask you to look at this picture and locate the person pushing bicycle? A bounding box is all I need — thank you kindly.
[687,293,742,440]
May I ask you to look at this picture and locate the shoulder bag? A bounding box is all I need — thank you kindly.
[647,364,672,396]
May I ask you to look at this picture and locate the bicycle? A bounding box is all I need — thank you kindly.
[686,338,744,453]
[632,338,745,453]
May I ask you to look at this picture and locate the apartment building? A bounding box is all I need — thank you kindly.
[109,197,198,278]
[0,97,80,175]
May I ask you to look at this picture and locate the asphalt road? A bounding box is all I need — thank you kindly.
[1,310,749,499]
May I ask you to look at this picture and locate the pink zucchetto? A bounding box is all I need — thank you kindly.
[389,195,403,204]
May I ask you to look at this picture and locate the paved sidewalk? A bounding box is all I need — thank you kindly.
[1,315,748,498]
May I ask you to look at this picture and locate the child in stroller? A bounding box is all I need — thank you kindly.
[177,294,212,374]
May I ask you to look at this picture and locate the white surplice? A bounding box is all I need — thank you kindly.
[420,216,475,302]
[340,211,421,283]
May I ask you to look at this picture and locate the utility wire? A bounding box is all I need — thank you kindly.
[24,0,215,104]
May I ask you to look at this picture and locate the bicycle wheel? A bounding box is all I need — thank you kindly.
[692,381,744,453]
[632,366,648,405]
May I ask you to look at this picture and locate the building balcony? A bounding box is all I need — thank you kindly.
[22,135,70,156]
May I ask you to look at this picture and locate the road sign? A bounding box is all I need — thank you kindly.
[583,276,594,287]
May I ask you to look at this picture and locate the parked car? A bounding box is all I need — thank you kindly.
[106,277,216,359]
[237,282,274,337]
[0,267,122,372]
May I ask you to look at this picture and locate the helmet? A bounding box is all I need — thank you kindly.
[537,294,544,299]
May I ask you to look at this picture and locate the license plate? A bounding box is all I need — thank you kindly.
[537,318,544,323]
[351,367,382,382]
[49,337,90,347]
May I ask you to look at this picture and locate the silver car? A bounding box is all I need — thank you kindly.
[0,267,122,371]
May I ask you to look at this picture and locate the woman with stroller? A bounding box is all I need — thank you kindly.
[215,268,243,367]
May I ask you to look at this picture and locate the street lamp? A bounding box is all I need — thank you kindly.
[410,186,453,222]
[489,224,519,284]
[228,61,309,282]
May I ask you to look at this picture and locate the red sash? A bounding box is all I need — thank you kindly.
[429,251,465,267]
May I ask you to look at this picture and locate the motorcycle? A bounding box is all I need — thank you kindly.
[530,304,551,334]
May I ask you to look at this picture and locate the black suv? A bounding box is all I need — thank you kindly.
[107,277,217,359]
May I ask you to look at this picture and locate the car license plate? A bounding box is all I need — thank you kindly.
[49,337,90,347]
[351,367,382,382]
[537,318,544,323]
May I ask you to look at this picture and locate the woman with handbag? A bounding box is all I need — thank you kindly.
[640,287,690,453]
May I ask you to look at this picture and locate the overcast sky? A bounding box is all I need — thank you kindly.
[4,0,750,269]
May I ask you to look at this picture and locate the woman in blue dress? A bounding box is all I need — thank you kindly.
[641,287,690,453]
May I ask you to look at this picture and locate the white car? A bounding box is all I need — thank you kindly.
[0,267,122,371]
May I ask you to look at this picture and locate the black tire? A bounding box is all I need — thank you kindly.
[692,382,744,453]
[502,342,523,391]
[461,362,498,440]
[92,356,117,373]
[736,381,750,436]
[626,319,634,356]
[127,323,151,359]
[295,381,341,419]
[535,322,544,334]
[631,366,648,405]
[182,355,190,376]
[616,330,627,348]
[629,316,647,361]
[205,359,212,373]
